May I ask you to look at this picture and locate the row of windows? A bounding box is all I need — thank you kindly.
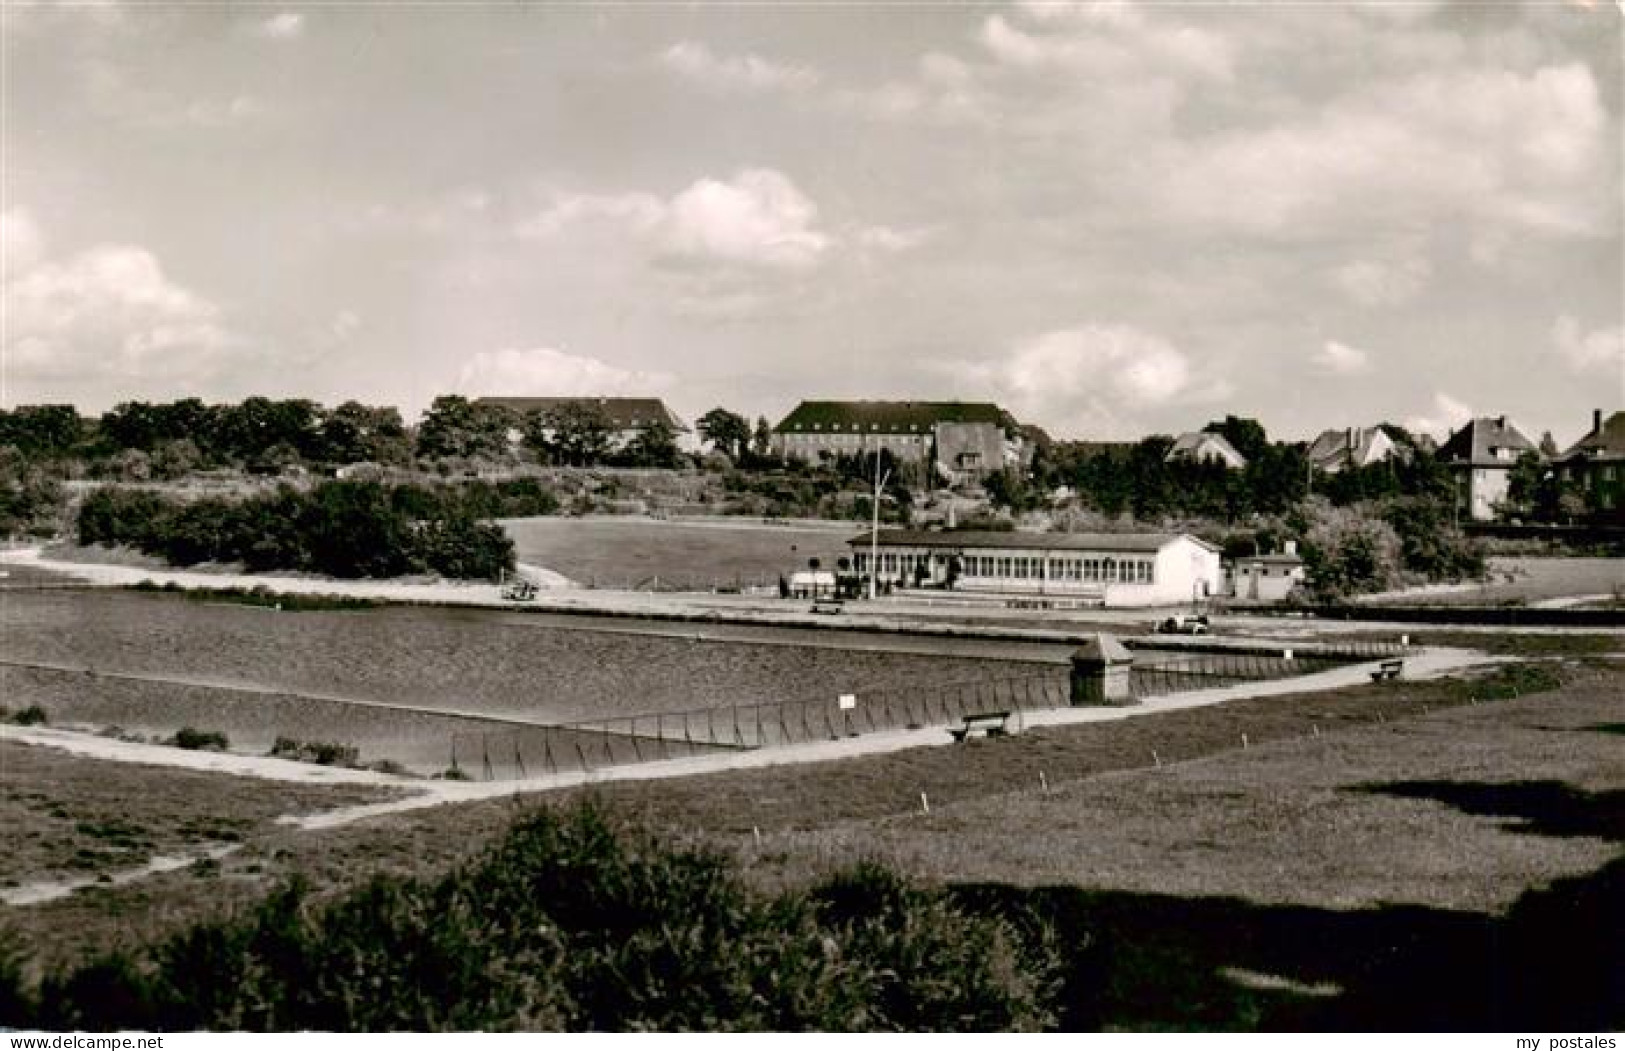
[783,434,926,445]
[791,422,926,432]
[851,552,1157,584]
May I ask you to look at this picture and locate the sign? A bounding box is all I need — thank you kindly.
[838,693,857,711]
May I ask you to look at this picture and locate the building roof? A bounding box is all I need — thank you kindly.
[473,397,688,432]
[1243,552,1305,565]
[1166,431,1247,467]
[846,529,1217,553]
[1560,410,1625,460]
[1306,426,1395,470]
[1437,416,1538,466]
[775,400,1016,434]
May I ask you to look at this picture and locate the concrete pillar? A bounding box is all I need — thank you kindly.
[1070,632,1136,706]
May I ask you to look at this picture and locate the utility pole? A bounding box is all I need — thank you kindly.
[869,447,890,600]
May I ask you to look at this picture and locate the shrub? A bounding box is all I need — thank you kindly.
[170,728,229,752]
[268,737,360,768]
[11,705,47,727]
[13,804,1063,1032]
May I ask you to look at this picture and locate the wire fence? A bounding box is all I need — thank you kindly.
[449,641,1408,781]
[449,668,1068,780]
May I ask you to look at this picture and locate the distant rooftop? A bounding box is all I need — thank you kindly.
[1437,416,1538,466]
[473,397,688,432]
[775,400,1017,434]
[846,529,1216,553]
[1561,410,1625,460]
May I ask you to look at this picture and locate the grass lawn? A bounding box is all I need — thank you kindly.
[502,516,858,589]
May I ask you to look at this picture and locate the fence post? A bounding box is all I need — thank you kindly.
[543,732,557,776]
[576,740,591,773]
[515,736,526,779]
[482,735,494,781]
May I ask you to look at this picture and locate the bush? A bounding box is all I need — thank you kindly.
[13,804,1063,1031]
[170,728,229,752]
[268,737,360,768]
[11,705,47,727]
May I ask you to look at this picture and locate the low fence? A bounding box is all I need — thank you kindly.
[450,642,1404,781]
[450,668,1068,780]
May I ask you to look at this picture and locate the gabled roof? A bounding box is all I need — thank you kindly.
[775,400,1016,434]
[1166,431,1247,468]
[473,397,688,432]
[1306,426,1396,469]
[1560,410,1625,460]
[1437,416,1538,466]
[847,529,1217,553]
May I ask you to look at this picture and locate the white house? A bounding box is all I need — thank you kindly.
[1228,543,1307,602]
[848,529,1223,608]
[1165,432,1248,470]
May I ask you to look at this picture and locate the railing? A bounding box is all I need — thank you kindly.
[449,668,1069,781]
[449,642,1406,781]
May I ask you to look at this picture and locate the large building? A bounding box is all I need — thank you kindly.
[474,397,689,447]
[1556,408,1624,519]
[847,529,1222,608]
[1306,426,1400,475]
[1438,415,1539,521]
[771,400,1025,484]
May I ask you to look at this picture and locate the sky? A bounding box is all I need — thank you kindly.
[2,0,1621,446]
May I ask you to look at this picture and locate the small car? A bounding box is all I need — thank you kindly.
[1156,613,1210,635]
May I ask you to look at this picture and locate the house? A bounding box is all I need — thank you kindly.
[1165,431,1247,470]
[1228,542,1307,603]
[846,529,1222,608]
[1437,415,1539,521]
[473,397,689,448]
[771,400,1027,484]
[1307,426,1400,475]
[1556,408,1625,520]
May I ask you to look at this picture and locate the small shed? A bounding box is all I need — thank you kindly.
[1071,633,1135,706]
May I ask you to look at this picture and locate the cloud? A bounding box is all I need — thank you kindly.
[1552,315,1623,373]
[3,242,238,384]
[254,12,305,40]
[659,41,818,93]
[1314,339,1374,375]
[454,347,674,397]
[662,169,830,269]
[1332,254,1432,307]
[950,323,1216,433]
[520,169,833,270]
[1,208,45,277]
[1405,391,1474,439]
[983,3,1236,82]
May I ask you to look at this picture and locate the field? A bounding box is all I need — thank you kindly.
[1372,556,1624,606]
[502,515,859,589]
[0,589,1074,773]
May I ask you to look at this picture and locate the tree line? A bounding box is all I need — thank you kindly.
[76,480,522,581]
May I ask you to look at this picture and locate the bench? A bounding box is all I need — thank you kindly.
[1370,658,1405,682]
[810,601,844,615]
[949,710,1014,742]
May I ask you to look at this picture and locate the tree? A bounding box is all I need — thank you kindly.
[751,416,774,458]
[0,405,83,458]
[696,408,750,461]
[318,402,410,465]
[417,396,512,461]
[533,403,613,467]
[1202,415,1269,463]
[622,420,681,468]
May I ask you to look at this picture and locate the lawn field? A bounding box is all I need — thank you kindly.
[7,646,1618,1015]
[502,515,859,589]
[1375,556,1624,606]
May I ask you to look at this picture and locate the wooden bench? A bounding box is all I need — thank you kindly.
[1370,658,1405,682]
[949,710,1014,742]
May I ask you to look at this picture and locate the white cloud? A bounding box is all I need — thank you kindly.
[3,242,237,382]
[950,323,1210,433]
[660,41,818,93]
[520,169,833,270]
[1,209,45,277]
[1405,391,1474,440]
[454,347,674,397]
[254,12,305,40]
[1314,339,1373,375]
[983,4,1235,82]
[1552,315,1624,373]
[1332,254,1432,307]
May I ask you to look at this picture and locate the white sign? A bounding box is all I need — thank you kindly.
[838,693,857,710]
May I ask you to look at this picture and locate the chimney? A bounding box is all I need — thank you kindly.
[1284,539,1298,556]
[1595,409,1604,437]
[1497,415,1507,429]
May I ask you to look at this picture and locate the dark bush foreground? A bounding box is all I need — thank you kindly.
[3,805,1060,1032]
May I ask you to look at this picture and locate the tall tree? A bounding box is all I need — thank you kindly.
[417,396,512,461]
[696,407,750,461]
[533,402,613,467]
[622,419,681,468]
